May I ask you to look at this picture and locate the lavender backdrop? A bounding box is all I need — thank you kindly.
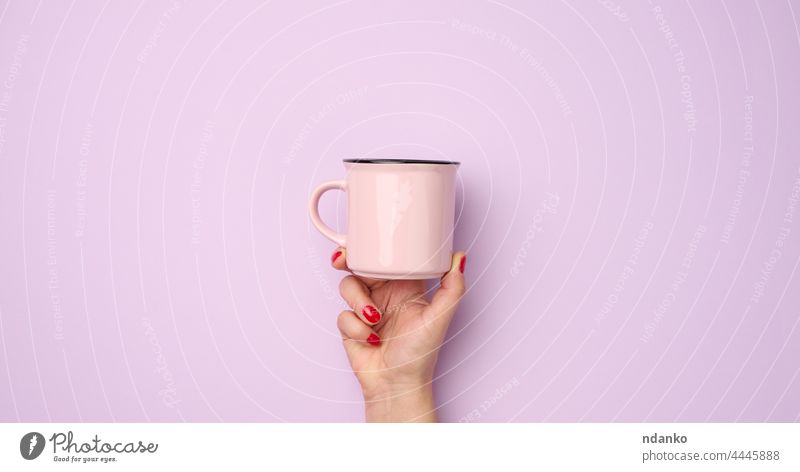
[0,0,798,422]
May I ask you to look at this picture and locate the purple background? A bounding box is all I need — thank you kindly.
[0,0,799,422]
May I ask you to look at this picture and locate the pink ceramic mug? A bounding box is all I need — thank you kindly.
[309,159,460,279]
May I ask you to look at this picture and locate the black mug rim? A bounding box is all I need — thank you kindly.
[343,158,460,165]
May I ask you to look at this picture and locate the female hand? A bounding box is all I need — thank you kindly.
[331,248,467,422]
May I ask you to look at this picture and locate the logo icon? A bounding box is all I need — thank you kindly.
[20,432,45,460]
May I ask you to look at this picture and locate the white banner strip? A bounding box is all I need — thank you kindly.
[1,423,798,471]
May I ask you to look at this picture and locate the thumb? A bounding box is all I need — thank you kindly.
[426,252,466,328]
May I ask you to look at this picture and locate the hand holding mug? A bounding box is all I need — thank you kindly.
[309,158,465,421]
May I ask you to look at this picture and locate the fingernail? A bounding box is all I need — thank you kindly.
[362,305,381,323]
[459,254,467,273]
[331,250,342,264]
[367,333,381,346]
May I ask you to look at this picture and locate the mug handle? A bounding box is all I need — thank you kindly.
[308,180,347,247]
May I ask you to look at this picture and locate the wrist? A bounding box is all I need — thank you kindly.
[363,379,437,422]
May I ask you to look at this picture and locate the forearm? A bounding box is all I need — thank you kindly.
[364,383,437,422]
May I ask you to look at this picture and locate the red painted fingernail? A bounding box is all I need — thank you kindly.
[367,333,381,346]
[362,305,381,323]
[331,250,342,264]
[459,254,467,273]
